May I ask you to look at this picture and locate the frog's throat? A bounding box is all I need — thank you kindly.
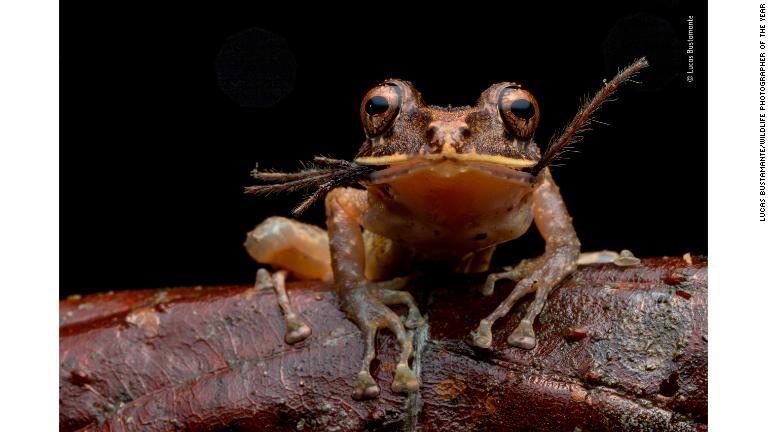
[354,152,537,169]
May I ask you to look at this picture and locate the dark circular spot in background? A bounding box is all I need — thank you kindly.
[216,27,296,108]
[603,13,683,91]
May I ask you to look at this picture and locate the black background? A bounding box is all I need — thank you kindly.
[65,1,706,296]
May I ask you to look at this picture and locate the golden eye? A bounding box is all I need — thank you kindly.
[498,87,539,140]
[360,83,401,136]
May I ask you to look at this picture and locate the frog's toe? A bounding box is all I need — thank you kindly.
[342,284,418,400]
[255,269,313,345]
[468,319,493,349]
[284,321,312,344]
[480,279,496,296]
[374,287,424,330]
[507,319,536,350]
[352,371,381,400]
[482,261,535,296]
[404,308,425,329]
[469,333,492,349]
[391,364,419,394]
[508,334,537,349]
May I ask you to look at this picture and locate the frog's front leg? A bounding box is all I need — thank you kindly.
[325,187,422,400]
[470,169,580,350]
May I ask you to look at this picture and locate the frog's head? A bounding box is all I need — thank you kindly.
[352,80,542,227]
[246,59,648,215]
[354,79,541,175]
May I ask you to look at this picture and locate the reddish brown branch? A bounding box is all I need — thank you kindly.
[60,256,707,431]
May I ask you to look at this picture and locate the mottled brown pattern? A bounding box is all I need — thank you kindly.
[355,79,540,161]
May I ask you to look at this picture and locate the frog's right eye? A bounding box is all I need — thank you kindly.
[361,83,401,136]
[498,87,540,140]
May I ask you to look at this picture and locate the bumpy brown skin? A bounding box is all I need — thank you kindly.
[247,78,582,400]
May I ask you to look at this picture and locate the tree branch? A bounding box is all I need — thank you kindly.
[60,256,707,431]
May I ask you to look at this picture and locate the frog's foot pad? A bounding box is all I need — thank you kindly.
[613,249,641,267]
[352,371,381,400]
[255,268,312,345]
[481,258,538,296]
[391,364,419,394]
[482,270,516,297]
[507,319,536,350]
[284,321,312,344]
[468,319,493,349]
[577,249,641,267]
[404,308,425,329]
[577,250,619,265]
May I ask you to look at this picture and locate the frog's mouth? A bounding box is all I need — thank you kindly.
[246,155,534,216]
[354,152,537,170]
[362,159,535,233]
[364,158,536,187]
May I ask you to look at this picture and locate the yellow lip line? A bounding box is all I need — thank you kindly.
[354,153,537,168]
[367,158,536,186]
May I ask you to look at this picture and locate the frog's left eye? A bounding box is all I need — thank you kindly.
[361,83,402,136]
[498,87,540,140]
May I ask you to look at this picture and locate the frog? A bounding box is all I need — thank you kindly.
[244,58,648,400]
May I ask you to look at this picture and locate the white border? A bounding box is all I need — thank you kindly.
[0,0,761,428]
[0,0,59,428]
[709,0,768,429]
